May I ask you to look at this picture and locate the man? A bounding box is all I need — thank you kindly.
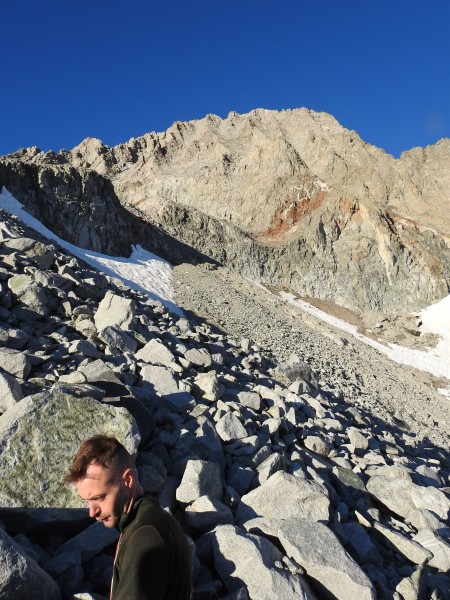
[66,435,192,600]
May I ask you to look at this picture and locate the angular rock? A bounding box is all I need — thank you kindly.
[236,471,329,525]
[288,380,312,395]
[395,568,421,600]
[414,464,443,488]
[55,521,119,563]
[135,338,176,367]
[176,460,223,504]
[0,347,32,379]
[0,371,24,412]
[194,371,223,402]
[13,532,46,564]
[138,464,167,493]
[8,273,34,296]
[237,391,262,412]
[347,426,369,451]
[224,435,260,458]
[340,520,378,563]
[373,522,433,565]
[43,548,82,578]
[211,524,315,600]
[137,452,167,478]
[20,283,50,316]
[140,364,179,396]
[4,237,54,269]
[256,453,284,485]
[261,417,281,435]
[367,472,450,528]
[413,528,450,571]
[184,347,212,368]
[226,464,255,497]
[278,355,317,386]
[193,417,227,471]
[185,495,234,531]
[216,412,248,442]
[99,325,138,354]
[331,467,367,506]
[68,339,101,359]
[303,434,333,457]
[94,291,135,331]
[0,527,61,599]
[0,324,30,349]
[78,359,122,385]
[278,518,376,600]
[72,317,97,338]
[165,391,195,412]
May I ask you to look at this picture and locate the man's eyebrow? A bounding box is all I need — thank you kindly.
[84,493,107,501]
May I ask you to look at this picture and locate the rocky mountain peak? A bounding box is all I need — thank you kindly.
[1,108,449,314]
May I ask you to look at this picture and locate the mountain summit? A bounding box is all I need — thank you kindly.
[1,108,449,313]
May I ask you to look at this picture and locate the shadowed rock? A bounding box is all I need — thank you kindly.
[211,524,316,600]
[0,527,61,599]
[278,518,376,600]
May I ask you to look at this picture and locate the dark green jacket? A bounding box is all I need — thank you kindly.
[112,496,192,600]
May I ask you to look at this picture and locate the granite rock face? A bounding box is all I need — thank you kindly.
[0,390,139,508]
[2,108,450,313]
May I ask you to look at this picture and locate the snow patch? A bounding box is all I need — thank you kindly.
[0,187,182,315]
[276,289,450,390]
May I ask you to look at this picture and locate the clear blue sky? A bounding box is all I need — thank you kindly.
[1,0,449,158]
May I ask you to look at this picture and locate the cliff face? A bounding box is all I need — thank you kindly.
[0,156,208,266]
[2,108,450,313]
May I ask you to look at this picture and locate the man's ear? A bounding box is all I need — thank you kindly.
[122,467,136,489]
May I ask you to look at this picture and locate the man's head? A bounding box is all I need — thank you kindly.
[66,435,140,529]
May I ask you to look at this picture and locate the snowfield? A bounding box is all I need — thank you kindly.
[1,186,449,393]
[277,290,450,385]
[0,188,181,316]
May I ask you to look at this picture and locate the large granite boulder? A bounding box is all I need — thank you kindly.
[0,390,140,509]
[366,468,450,529]
[211,524,316,600]
[278,519,376,600]
[176,460,223,504]
[235,471,330,525]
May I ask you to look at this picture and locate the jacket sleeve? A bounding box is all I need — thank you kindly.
[113,524,169,600]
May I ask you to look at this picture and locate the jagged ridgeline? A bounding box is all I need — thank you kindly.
[2,107,450,314]
[1,110,450,600]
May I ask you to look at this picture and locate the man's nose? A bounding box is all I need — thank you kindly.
[88,502,100,518]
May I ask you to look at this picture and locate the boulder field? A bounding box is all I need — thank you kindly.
[0,210,449,599]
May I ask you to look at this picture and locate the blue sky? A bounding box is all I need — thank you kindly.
[1,0,449,158]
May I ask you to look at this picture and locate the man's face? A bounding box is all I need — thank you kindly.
[76,462,131,529]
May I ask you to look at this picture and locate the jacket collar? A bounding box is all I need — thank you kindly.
[118,494,144,533]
